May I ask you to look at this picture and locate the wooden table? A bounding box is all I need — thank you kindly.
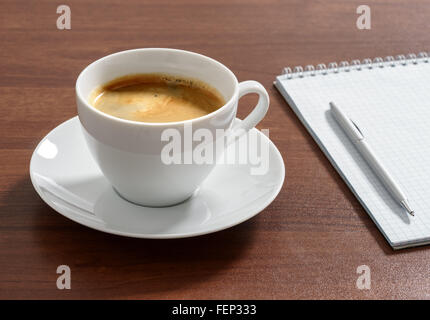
[1,0,429,299]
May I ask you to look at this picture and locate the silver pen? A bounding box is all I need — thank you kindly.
[330,101,414,216]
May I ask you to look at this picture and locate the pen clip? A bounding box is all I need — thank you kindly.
[350,119,364,139]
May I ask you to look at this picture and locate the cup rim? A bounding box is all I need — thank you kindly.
[76,48,239,127]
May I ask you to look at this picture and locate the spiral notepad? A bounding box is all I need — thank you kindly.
[275,52,430,249]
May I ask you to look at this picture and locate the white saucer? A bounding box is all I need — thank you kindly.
[30,117,285,239]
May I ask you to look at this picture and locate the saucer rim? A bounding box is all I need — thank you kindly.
[29,117,285,239]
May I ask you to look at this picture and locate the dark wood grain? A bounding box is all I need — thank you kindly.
[1,0,430,299]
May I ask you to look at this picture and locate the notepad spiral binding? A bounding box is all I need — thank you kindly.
[281,51,429,80]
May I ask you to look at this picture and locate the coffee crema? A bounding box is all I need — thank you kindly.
[89,73,225,123]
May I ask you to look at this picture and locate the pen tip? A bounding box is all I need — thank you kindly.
[401,200,415,217]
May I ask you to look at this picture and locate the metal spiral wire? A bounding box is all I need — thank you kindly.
[281,52,429,79]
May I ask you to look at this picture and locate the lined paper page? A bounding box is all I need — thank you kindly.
[275,61,430,248]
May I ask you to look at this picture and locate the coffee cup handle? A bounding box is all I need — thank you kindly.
[227,80,269,145]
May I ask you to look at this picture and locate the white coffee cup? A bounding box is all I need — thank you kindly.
[76,48,269,207]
